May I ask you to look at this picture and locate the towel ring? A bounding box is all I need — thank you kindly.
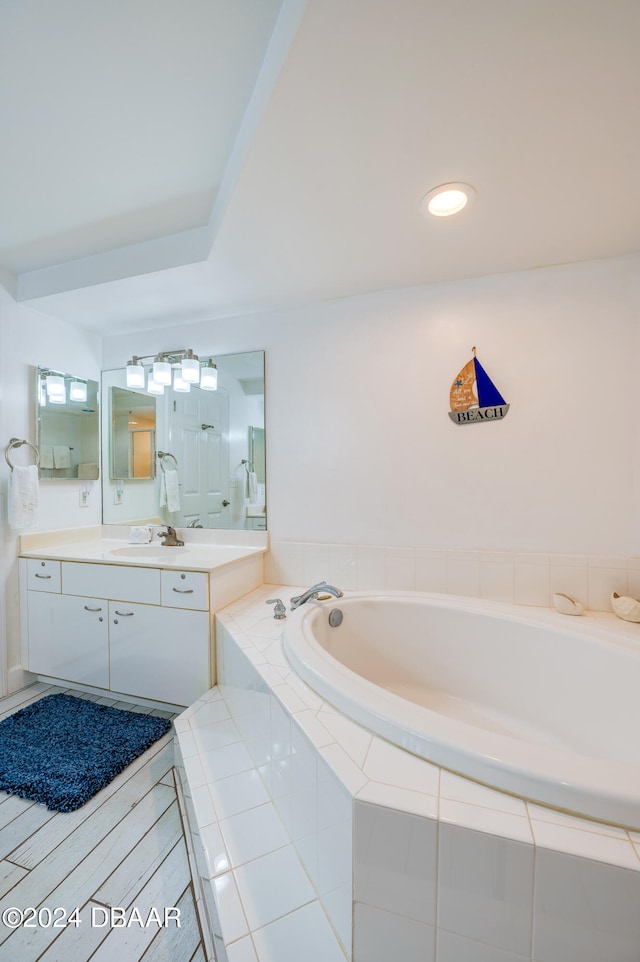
[157,451,178,473]
[4,438,40,470]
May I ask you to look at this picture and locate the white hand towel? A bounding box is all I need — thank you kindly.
[248,471,258,503]
[53,446,71,468]
[158,473,167,507]
[40,445,54,469]
[163,468,181,513]
[8,465,39,530]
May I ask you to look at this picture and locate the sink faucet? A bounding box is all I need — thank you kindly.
[290,581,343,610]
[157,526,184,547]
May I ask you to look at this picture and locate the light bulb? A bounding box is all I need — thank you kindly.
[69,380,87,402]
[147,375,165,396]
[45,374,65,399]
[126,358,145,388]
[421,182,475,218]
[181,351,200,384]
[173,371,191,393]
[200,361,218,391]
[152,357,172,386]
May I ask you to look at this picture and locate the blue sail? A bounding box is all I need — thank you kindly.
[473,357,506,407]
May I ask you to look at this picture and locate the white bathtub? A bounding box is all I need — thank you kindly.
[283,591,640,828]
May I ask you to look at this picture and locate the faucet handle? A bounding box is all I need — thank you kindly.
[266,598,287,620]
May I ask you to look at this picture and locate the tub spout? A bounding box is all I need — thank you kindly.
[290,582,343,610]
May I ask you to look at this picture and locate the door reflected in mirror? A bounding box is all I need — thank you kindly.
[101,351,265,531]
[37,368,100,480]
[111,387,156,480]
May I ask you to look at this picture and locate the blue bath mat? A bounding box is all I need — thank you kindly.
[0,694,172,813]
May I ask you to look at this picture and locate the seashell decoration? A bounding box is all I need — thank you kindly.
[611,592,640,623]
[552,592,584,616]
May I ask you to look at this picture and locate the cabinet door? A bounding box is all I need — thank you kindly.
[27,592,109,688]
[109,602,209,706]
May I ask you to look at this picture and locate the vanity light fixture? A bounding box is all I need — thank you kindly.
[123,348,220,393]
[125,357,145,389]
[200,360,218,391]
[69,379,88,403]
[421,182,476,217]
[152,355,172,386]
[181,349,200,384]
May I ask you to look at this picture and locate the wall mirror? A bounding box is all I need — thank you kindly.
[36,367,100,480]
[101,351,265,530]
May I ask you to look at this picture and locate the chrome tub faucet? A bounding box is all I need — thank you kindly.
[290,581,344,610]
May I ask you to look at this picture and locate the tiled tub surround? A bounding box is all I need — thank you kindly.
[265,542,640,612]
[175,586,640,962]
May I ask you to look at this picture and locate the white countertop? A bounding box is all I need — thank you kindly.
[20,537,266,572]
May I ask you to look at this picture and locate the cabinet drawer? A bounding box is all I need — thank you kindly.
[62,562,161,605]
[26,559,61,592]
[161,570,209,610]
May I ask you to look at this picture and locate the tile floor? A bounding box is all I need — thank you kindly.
[0,682,205,962]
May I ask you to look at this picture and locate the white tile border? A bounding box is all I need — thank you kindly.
[266,542,640,613]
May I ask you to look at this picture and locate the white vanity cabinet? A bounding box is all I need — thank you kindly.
[20,559,211,706]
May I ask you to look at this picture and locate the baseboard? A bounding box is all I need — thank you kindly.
[7,665,36,695]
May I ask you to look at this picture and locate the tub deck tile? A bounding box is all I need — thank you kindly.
[179,583,640,962]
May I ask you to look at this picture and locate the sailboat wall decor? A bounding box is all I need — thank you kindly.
[449,347,509,425]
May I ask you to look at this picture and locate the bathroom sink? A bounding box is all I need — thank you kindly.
[108,546,190,558]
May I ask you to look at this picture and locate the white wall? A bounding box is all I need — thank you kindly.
[3,253,637,691]
[103,253,640,559]
[0,285,102,692]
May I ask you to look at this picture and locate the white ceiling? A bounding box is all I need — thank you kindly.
[3,0,640,333]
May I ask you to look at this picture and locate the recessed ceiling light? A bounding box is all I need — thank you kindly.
[421,182,476,217]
